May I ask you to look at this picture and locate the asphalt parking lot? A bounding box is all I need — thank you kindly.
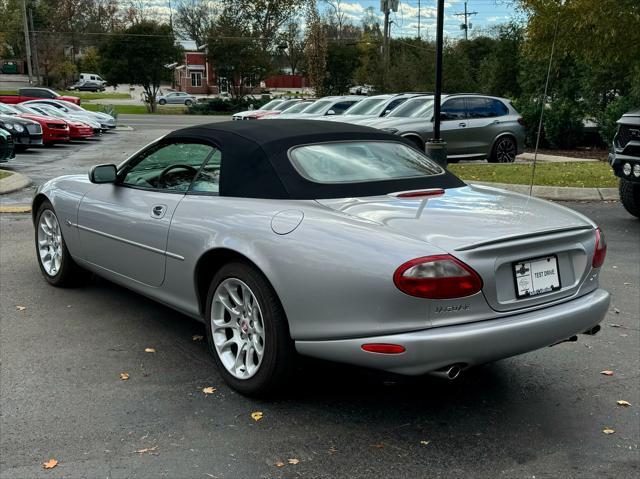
[1,115,639,478]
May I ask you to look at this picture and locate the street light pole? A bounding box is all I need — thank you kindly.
[21,0,33,84]
[425,0,447,168]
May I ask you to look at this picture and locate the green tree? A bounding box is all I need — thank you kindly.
[304,2,328,96]
[207,11,267,100]
[322,42,360,95]
[100,20,181,112]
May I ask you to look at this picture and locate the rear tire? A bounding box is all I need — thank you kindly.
[185,99,193,106]
[158,99,166,105]
[205,262,295,396]
[35,200,85,287]
[619,178,640,218]
[489,136,517,163]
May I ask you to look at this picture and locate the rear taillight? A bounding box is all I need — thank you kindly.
[517,117,525,126]
[393,254,483,299]
[592,228,607,268]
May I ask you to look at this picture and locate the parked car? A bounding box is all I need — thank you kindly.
[260,99,316,118]
[367,94,525,162]
[0,87,81,105]
[232,99,284,120]
[68,80,106,92]
[19,104,94,140]
[157,92,197,106]
[0,127,15,162]
[272,96,363,119]
[33,120,608,396]
[609,109,640,218]
[0,114,43,151]
[0,103,70,145]
[22,99,115,130]
[354,95,436,126]
[349,84,375,95]
[320,93,425,124]
[244,99,304,120]
[24,104,100,137]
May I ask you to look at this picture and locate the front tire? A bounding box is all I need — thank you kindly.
[489,136,517,163]
[205,262,295,396]
[35,200,84,287]
[158,99,166,105]
[185,99,193,106]
[619,178,640,218]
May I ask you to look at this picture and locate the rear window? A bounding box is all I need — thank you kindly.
[289,141,443,184]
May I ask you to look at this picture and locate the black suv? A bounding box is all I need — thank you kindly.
[609,110,640,218]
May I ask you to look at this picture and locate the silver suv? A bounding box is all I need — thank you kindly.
[367,94,525,163]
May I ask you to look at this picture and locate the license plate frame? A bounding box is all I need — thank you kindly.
[513,255,561,299]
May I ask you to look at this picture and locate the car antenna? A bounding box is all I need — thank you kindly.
[530,2,562,196]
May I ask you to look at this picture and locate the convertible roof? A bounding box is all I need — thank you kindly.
[165,120,464,199]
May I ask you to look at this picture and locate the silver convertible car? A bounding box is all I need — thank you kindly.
[33,121,609,395]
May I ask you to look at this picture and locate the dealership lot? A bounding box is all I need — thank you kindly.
[1,115,638,478]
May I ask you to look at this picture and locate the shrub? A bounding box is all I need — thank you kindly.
[543,100,584,149]
[187,97,273,115]
[511,97,545,148]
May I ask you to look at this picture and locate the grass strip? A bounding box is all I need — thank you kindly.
[448,161,617,188]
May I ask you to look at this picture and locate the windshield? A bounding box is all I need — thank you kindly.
[0,104,19,115]
[290,141,443,184]
[274,100,300,111]
[38,106,71,119]
[303,100,332,114]
[387,97,434,118]
[14,105,42,115]
[343,98,390,116]
[260,99,283,110]
[57,100,83,111]
[282,102,314,114]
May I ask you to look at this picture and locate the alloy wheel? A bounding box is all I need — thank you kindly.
[37,210,63,276]
[495,137,516,163]
[211,278,265,379]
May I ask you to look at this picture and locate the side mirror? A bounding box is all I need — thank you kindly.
[326,109,336,115]
[89,164,117,184]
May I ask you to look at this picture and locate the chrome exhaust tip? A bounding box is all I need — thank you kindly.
[429,364,463,380]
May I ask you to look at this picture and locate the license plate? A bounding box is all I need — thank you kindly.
[513,255,561,298]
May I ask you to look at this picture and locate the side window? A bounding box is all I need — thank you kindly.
[122,142,215,192]
[331,101,356,114]
[190,150,222,194]
[384,98,405,114]
[488,99,509,117]
[441,98,467,120]
[467,98,492,118]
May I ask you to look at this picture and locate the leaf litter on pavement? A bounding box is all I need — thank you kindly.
[42,458,58,469]
[251,411,263,421]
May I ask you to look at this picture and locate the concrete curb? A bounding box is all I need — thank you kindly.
[470,181,618,201]
[115,125,134,131]
[0,170,31,195]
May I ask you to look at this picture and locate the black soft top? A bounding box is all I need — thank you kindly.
[165,120,464,199]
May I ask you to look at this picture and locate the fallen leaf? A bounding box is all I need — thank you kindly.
[623,282,632,286]
[420,440,431,446]
[617,400,631,407]
[42,458,58,469]
[251,411,263,421]
[288,458,300,465]
[610,323,622,328]
[120,372,130,380]
[603,428,615,435]
[202,387,217,395]
[275,461,285,468]
[613,308,620,314]
[134,446,158,454]
[600,370,614,376]
[328,446,338,454]
[371,443,384,449]
[16,305,26,311]
[144,348,156,353]
[192,335,204,342]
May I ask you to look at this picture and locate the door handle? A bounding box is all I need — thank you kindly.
[458,122,467,127]
[151,204,167,218]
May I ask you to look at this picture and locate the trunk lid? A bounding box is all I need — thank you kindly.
[317,185,597,312]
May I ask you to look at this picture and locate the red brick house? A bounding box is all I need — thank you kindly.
[174,42,218,94]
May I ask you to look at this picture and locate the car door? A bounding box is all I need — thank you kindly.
[465,97,511,157]
[439,97,470,156]
[77,141,217,286]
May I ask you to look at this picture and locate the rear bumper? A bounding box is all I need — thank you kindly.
[295,288,610,375]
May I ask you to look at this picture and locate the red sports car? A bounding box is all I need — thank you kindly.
[14,104,94,140]
[0,103,70,145]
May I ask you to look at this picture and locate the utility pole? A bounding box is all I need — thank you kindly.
[381,0,398,90]
[417,0,421,40]
[454,1,478,40]
[21,0,33,83]
[425,0,447,168]
[28,6,40,83]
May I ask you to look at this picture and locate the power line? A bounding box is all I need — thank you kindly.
[454,1,478,40]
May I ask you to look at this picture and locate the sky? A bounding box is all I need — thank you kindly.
[136,1,519,40]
